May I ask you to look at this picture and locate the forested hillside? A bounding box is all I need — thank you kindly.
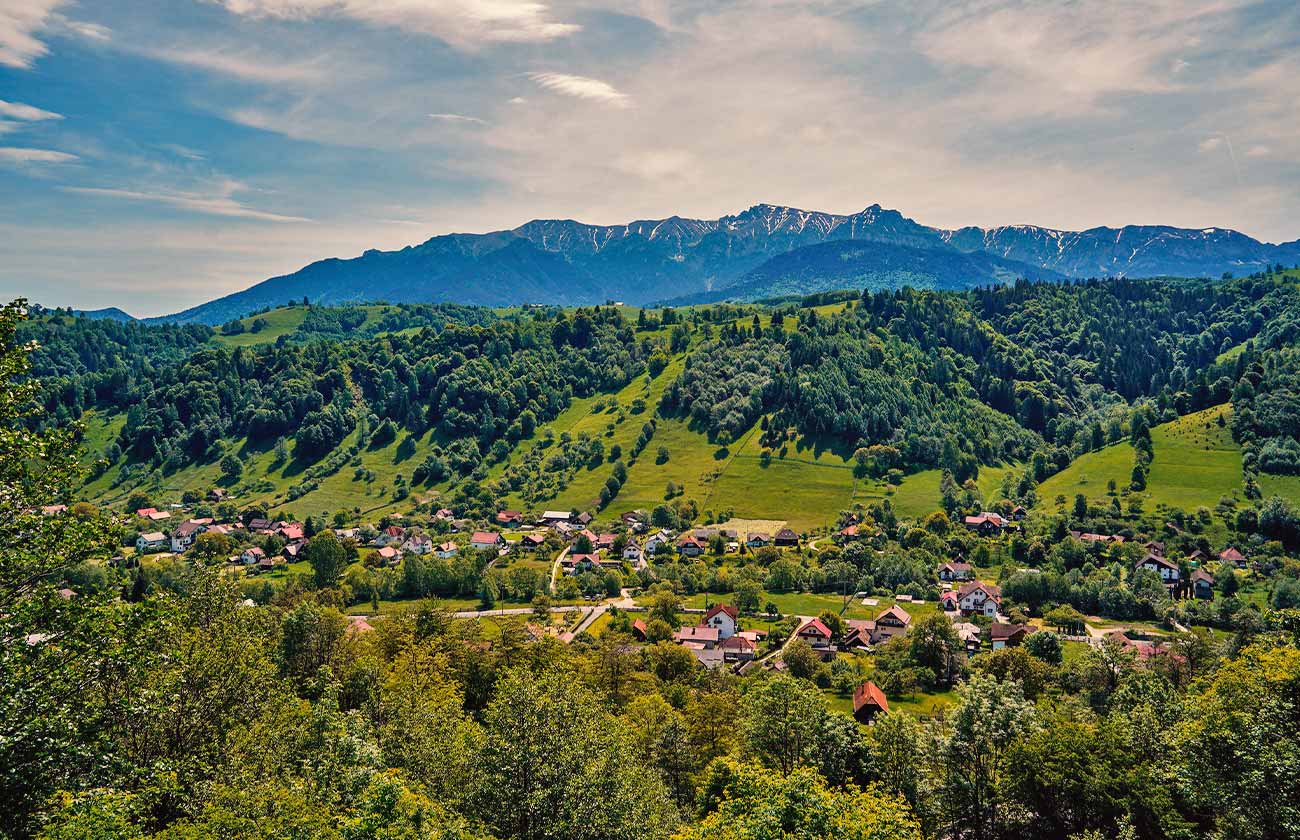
[20,268,1300,528]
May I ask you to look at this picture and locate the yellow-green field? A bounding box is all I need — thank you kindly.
[1036,405,1300,514]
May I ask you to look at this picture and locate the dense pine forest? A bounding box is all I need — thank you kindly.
[7,269,1300,840]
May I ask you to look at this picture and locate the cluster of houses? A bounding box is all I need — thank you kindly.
[652,604,768,669]
[1093,536,1245,600]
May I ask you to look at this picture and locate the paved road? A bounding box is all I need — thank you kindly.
[451,605,584,619]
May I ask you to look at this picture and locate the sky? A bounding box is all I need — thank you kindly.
[1,0,1298,317]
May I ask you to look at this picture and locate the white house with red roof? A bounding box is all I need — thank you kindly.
[957,581,1002,617]
[470,531,504,552]
[702,604,739,640]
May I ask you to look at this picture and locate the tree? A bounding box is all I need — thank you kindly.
[219,453,243,480]
[1045,604,1086,635]
[1073,493,1089,520]
[909,613,962,687]
[472,667,678,840]
[681,760,921,840]
[0,300,120,837]
[1023,629,1063,664]
[938,674,1038,840]
[741,675,826,775]
[302,531,347,589]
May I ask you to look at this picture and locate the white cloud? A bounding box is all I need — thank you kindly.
[1199,137,1223,152]
[429,112,486,124]
[0,146,77,163]
[0,0,63,68]
[62,182,311,223]
[144,45,330,84]
[528,72,630,107]
[214,0,580,47]
[508,96,526,105]
[0,98,62,121]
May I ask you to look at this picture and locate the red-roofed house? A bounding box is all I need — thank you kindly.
[938,561,973,582]
[796,617,834,651]
[721,634,757,662]
[957,581,1002,617]
[677,535,706,557]
[496,510,524,527]
[964,512,1008,535]
[1135,553,1180,584]
[1219,546,1246,568]
[702,604,739,640]
[852,681,889,724]
[674,625,721,648]
[471,531,504,551]
[872,605,912,643]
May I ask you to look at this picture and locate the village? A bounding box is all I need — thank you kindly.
[98,492,1258,721]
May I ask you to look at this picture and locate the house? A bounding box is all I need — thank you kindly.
[520,532,547,552]
[576,512,594,526]
[136,531,168,553]
[940,591,960,612]
[645,531,672,556]
[496,510,524,527]
[631,619,649,642]
[374,525,406,546]
[136,507,170,521]
[435,541,459,559]
[852,681,889,724]
[622,542,645,563]
[964,512,1008,535]
[1071,530,1125,545]
[1219,546,1246,568]
[247,518,273,533]
[673,625,721,648]
[434,508,455,521]
[277,523,305,542]
[282,542,303,561]
[872,605,912,643]
[746,532,771,549]
[1010,505,1027,521]
[1191,568,1216,599]
[773,528,799,547]
[239,546,265,565]
[1143,540,1166,556]
[376,546,399,564]
[540,510,572,524]
[560,553,598,574]
[677,535,706,557]
[208,488,229,502]
[258,555,276,572]
[702,604,739,640]
[990,622,1030,649]
[938,561,974,582]
[41,504,67,516]
[347,615,376,635]
[957,581,1002,617]
[401,535,434,555]
[1135,553,1180,584]
[595,533,618,552]
[835,524,865,543]
[721,634,757,663]
[796,617,834,651]
[842,619,877,650]
[470,531,504,552]
[953,621,982,655]
[169,519,207,553]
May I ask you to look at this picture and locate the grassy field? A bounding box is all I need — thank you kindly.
[210,307,309,347]
[1036,405,1300,516]
[1038,441,1135,508]
[1144,407,1242,511]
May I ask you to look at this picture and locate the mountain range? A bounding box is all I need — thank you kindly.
[148,203,1300,324]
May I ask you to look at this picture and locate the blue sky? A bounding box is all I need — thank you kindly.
[2,0,1298,316]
